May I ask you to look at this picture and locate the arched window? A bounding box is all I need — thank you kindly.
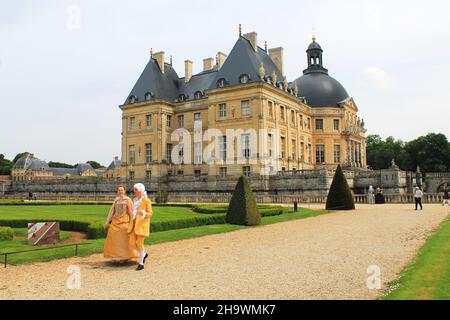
[178,94,187,102]
[217,78,227,88]
[145,92,154,101]
[128,95,137,104]
[194,91,203,99]
[239,74,250,84]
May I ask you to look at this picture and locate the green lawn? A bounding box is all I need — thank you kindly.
[383,215,450,300]
[0,205,203,223]
[0,207,329,266]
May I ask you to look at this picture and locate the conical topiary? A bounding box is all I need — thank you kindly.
[226,175,261,226]
[326,165,355,210]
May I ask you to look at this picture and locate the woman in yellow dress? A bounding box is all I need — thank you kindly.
[103,186,139,261]
[129,183,153,271]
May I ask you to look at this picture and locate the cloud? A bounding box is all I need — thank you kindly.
[361,67,397,90]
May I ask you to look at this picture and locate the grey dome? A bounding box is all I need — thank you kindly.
[295,72,349,107]
[307,41,322,51]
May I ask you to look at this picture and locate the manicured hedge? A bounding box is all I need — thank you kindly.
[192,204,284,216]
[0,226,14,241]
[151,215,226,233]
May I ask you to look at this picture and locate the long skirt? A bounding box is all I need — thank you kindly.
[104,214,139,260]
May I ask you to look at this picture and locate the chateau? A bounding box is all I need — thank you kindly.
[120,28,367,180]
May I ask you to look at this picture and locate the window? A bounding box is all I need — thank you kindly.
[308,144,312,163]
[145,143,152,164]
[316,119,324,130]
[299,115,304,129]
[146,114,152,127]
[129,171,135,180]
[243,166,251,177]
[300,142,305,162]
[145,170,152,181]
[177,170,184,176]
[268,134,273,158]
[178,115,184,128]
[334,119,340,131]
[241,134,251,159]
[178,143,184,164]
[219,103,227,119]
[194,112,201,122]
[128,145,136,165]
[291,110,295,125]
[268,101,273,118]
[241,100,250,117]
[291,140,296,160]
[316,144,325,164]
[307,118,311,130]
[217,78,227,88]
[220,167,227,178]
[281,137,286,159]
[129,117,136,130]
[194,91,203,99]
[194,170,201,178]
[334,145,341,163]
[280,106,285,122]
[178,94,186,102]
[218,136,227,161]
[145,92,154,101]
[194,142,202,164]
[239,74,250,84]
[166,115,172,128]
[167,144,173,163]
[129,95,137,104]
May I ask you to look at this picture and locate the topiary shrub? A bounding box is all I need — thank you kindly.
[226,176,261,226]
[0,226,14,241]
[155,189,169,204]
[326,165,355,210]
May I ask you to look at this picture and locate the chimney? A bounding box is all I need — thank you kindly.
[269,47,284,76]
[217,52,228,70]
[203,58,214,72]
[243,32,258,52]
[153,51,165,74]
[185,60,193,82]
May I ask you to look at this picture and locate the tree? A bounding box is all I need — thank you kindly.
[87,161,105,169]
[12,152,31,164]
[226,176,261,226]
[403,133,450,172]
[0,154,13,175]
[48,161,75,168]
[326,165,355,210]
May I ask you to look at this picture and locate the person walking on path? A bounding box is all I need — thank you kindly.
[414,186,424,211]
[443,185,450,206]
[367,186,375,204]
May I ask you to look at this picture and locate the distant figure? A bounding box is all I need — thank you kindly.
[375,187,385,204]
[443,185,450,206]
[28,192,33,201]
[367,186,375,204]
[414,186,423,211]
[33,192,37,201]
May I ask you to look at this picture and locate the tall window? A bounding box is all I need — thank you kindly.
[145,143,152,164]
[129,117,136,130]
[166,115,172,128]
[316,119,324,130]
[280,106,285,122]
[291,139,296,160]
[241,134,251,159]
[281,137,286,159]
[194,112,201,122]
[241,100,250,117]
[146,114,152,128]
[166,144,173,163]
[218,136,227,161]
[128,145,136,165]
[291,110,295,125]
[308,144,312,163]
[194,112,202,131]
[194,142,202,164]
[268,101,274,118]
[178,143,184,164]
[268,134,273,158]
[243,166,251,177]
[334,145,341,163]
[316,144,325,164]
[178,115,185,128]
[299,115,304,129]
[220,167,227,178]
[334,119,340,131]
[307,118,311,130]
[219,103,227,119]
[300,142,305,162]
[129,171,135,180]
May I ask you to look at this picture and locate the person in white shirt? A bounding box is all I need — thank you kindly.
[414,186,423,210]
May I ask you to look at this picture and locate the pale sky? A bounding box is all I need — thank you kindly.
[1,0,449,166]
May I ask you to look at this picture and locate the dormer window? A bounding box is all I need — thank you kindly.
[239,74,250,84]
[217,78,227,88]
[194,91,203,100]
[178,94,187,102]
[144,92,154,101]
[128,95,137,104]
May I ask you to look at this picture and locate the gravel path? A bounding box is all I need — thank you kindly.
[1,204,449,300]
